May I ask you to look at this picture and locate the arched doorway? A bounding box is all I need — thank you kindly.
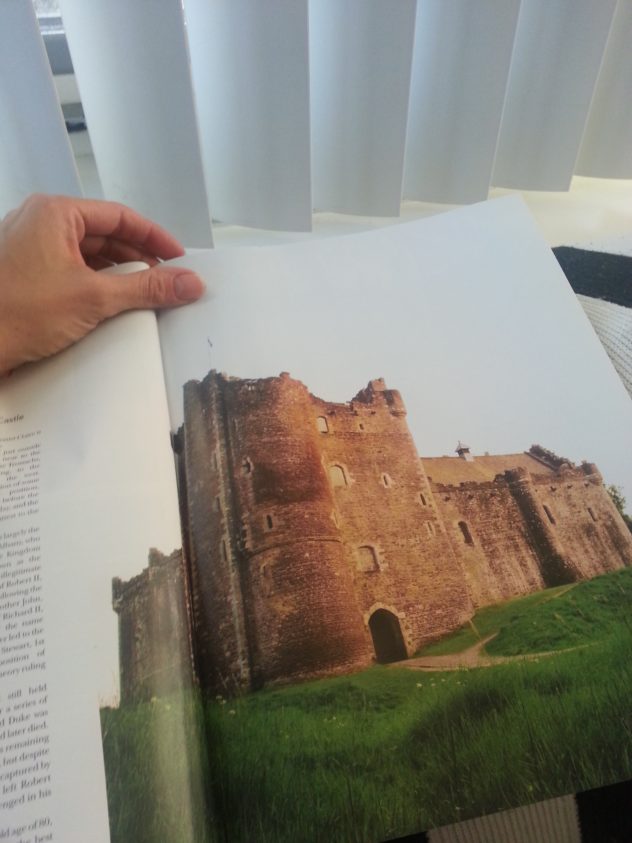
[368,609,407,663]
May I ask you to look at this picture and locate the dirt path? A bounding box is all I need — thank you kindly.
[395,634,499,672]
[543,582,578,602]
[395,584,583,672]
[393,634,580,672]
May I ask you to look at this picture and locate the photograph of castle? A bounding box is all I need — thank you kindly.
[99,203,632,842]
[104,367,632,842]
[113,370,632,703]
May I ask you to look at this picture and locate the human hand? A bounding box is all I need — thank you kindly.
[0,194,205,375]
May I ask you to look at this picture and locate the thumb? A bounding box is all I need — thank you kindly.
[97,264,205,316]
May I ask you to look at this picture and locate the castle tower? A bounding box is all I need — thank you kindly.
[314,378,472,653]
[112,549,193,704]
[504,467,577,586]
[176,372,370,691]
[176,372,474,691]
[503,454,632,583]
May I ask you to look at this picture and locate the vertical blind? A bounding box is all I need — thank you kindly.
[0,0,80,214]
[491,0,617,191]
[59,0,214,246]
[310,0,416,217]
[403,0,520,205]
[1,0,631,243]
[185,0,311,232]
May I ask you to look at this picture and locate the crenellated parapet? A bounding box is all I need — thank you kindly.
[581,461,603,484]
[350,378,407,416]
[528,444,573,469]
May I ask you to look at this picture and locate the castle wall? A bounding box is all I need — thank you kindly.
[430,479,546,608]
[504,467,577,587]
[430,461,632,608]
[112,549,192,705]
[178,376,252,694]
[312,379,472,651]
[529,463,632,576]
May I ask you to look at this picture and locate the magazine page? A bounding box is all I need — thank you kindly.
[0,311,210,842]
[156,195,632,842]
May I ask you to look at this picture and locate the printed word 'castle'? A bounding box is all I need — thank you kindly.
[113,372,632,702]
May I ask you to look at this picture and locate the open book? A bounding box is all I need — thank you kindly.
[1,197,632,843]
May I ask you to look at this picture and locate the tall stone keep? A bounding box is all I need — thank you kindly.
[173,371,472,692]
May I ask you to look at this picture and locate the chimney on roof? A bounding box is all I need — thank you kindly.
[456,441,474,461]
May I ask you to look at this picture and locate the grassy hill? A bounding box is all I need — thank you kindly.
[101,568,632,843]
[418,567,632,657]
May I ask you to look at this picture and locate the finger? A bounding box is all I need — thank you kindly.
[80,234,161,266]
[1,207,18,226]
[68,198,186,259]
[86,255,115,272]
[96,265,205,317]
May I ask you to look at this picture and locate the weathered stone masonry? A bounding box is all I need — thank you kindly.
[113,548,194,704]
[114,373,632,702]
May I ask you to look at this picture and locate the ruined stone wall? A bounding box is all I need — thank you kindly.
[530,463,632,577]
[430,462,632,608]
[430,479,546,608]
[313,379,471,651]
[112,549,192,705]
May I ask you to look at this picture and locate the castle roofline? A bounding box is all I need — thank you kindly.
[112,548,182,610]
[422,450,562,485]
[185,370,407,415]
[193,369,308,391]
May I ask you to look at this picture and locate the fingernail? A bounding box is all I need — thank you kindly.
[174,272,204,302]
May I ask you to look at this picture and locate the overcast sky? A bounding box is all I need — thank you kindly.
[160,196,632,509]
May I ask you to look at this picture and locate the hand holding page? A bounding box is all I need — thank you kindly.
[0,194,203,376]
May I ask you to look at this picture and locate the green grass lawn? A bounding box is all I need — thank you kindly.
[418,567,632,657]
[101,569,632,843]
[100,693,216,843]
[205,628,632,842]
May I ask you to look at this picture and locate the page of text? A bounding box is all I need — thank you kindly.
[0,311,182,842]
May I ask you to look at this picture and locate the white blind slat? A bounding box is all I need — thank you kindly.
[576,0,632,179]
[0,0,80,216]
[310,0,416,217]
[492,0,617,191]
[404,0,520,205]
[184,0,311,232]
[4,2,629,233]
[59,0,213,247]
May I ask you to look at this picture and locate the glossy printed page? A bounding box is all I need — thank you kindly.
[155,196,632,840]
[0,311,208,842]
[156,198,632,843]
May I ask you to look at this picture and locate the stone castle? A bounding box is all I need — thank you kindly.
[113,371,632,703]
